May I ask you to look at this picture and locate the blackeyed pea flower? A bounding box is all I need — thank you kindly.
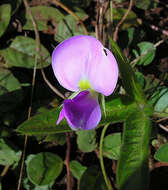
[52,35,118,130]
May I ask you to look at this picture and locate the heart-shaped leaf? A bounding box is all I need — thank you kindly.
[70,160,87,180]
[77,130,97,152]
[103,133,121,160]
[26,152,63,186]
[0,36,51,69]
[23,6,64,31]
[154,144,168,162]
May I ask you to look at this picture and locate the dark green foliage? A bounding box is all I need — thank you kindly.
[77,130,97,152]
[117,108,151,190]
[0,4,11,37]
[26,152,63,186]
[0,36,51,68]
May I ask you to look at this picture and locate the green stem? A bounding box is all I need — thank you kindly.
[99,124,113,190]
[101,94,106,117]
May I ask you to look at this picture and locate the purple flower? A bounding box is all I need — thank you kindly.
[52,35,118,130]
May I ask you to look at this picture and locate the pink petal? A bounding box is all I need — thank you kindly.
[52,35,118,95]
[86,42,119,96]
[52,36,90,92]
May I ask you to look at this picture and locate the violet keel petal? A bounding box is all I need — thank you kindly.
[57,91,101,130]
[56,108,65,125]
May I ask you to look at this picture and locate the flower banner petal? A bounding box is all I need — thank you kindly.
[52,35,118,95]
[52,36,90,92]
[87,41,119,96]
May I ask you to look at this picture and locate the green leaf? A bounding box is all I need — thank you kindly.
[70,160,87,180]
[0,68,22,94]
[24,155,55,190]
[0,4,11,37]
[154,88,168,112]
[55,12,87,42]
[77,130,97,152]
[117,108,151,190]
[0,68,23,113]
[154,144,168,162]
[132,42,156,66]
[0,36,51,69]
[16,95,136,136]
[103,133,121,160]
[26,152,63,186]
[125,27,135,46]
[101,95,136,125]
[79,166,107,190]
[16,106,71,135]
[23,6,64,31]
[110,38,146,104]
[0,138,21,166]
